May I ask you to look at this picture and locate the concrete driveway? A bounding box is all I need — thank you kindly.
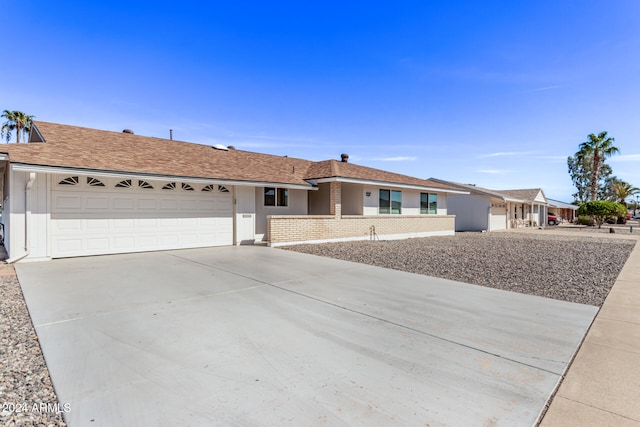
[16,246,598,426]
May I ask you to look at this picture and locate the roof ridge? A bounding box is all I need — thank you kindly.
[330,159,339,176]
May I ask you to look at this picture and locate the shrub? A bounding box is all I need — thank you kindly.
[577,200,627,228]
[575,215,594,226]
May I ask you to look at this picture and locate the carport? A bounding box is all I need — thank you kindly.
[16,246,597,426]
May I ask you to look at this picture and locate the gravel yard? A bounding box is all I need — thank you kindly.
[283,230,637,307]
[0,262,67,426]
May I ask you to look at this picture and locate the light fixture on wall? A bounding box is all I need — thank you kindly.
[365,192,371,197]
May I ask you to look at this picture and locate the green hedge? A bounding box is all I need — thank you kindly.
[575,215,593,226]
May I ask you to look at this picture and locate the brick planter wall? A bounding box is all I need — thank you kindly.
[267,215,455,246]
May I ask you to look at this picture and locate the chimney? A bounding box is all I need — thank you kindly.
[122,129,134,134]
[340,153,349,163]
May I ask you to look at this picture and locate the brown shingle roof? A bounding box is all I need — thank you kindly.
[306,160,457,190]
[3,121,315,186]
[429,179,548,203]
[1,121,461,192]
[428,179,512,199]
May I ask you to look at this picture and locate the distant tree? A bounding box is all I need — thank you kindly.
[600,175,620,201]
[610,180,639,206]
[577,200,627,228]
[567,152,613,204]
[576,131,620,201]
[1,110,35,143]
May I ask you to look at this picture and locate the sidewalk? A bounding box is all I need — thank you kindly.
[540,237,640,426]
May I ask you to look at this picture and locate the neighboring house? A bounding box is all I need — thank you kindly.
[429,179,551,231]
[0,121,466,261]
[547,199,578,223]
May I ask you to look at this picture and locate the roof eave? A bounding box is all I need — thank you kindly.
[10,163,317,190]
[313,176,469,194]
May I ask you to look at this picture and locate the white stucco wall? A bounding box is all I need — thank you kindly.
[363,185,378,215]
[255,187,308,239]
[308,183,330,215]
[8,170,50,261]
[448,194,490,231]
[341,183,363,215]
[2,165,11,254]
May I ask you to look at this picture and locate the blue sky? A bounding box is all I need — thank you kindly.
[3,1,639,201]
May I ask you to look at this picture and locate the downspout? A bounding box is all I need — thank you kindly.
[7,172,36,263]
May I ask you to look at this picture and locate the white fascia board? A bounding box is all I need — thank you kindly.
[503,197,526,203]
[313,177,469,194]
[547,200,579,210]
[10,163,316,191]
[464,188,508,200]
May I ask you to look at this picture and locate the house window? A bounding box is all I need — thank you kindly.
[421,193,437,214]
[115,179,132,188]
[58,176,79,185]
[379,189,401,214]
[181,183,194,191]
[202,184,229,193]
[138,180,154,189]
[162,182,176,190]
[264,187,288,207]
[87,177,105,187]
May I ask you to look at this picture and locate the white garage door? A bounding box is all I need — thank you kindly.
[51,176,233,258]
[490,205,507,231]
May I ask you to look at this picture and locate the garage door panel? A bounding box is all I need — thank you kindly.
[138,235,158,248]
[113,236,136,249]
[138,199,157,210]
[85,197,109,210]
[86,219,110,232]
[112,219,136,230]
[158,218,179,227]
[138,218,158,228]
[159,200,179,210]
[87,238,110,251]
[180,234,199,245]
[54,219,83,231]
[51,184,233,258]
[199,217,217,226]
[56,238,83,253]
[181,200,198,210]
[159,234,180,246]
[113,198,135,210]
[181,218,198,227]
[199,200,217,210]
[55,196,82,210]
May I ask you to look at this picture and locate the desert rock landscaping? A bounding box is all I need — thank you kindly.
[284,230,637,306]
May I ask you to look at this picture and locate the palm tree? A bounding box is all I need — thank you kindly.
[611,180,639,206]
[577,131,620,201]
[1,110,35,143]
